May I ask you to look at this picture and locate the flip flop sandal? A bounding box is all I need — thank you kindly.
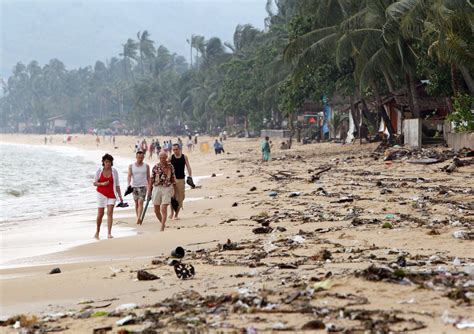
[173,263,195,280]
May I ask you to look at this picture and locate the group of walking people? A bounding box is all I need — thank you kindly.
[93,142,192,239]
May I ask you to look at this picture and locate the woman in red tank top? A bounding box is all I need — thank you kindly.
[97,172,115,199]
[93,154,122,239]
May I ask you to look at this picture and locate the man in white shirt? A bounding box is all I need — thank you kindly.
[127,151,150,224]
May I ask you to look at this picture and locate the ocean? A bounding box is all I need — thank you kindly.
[0,143,131,226]
[0,143,135,267]
[0,142,206,268]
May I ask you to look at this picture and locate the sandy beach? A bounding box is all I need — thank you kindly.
[0,133,472,333]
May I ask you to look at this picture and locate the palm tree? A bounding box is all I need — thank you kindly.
[136,31,156,76]
[190,35,205,68]
[386,0,474,95]
[120,38,138,83]
[283,0,421,139]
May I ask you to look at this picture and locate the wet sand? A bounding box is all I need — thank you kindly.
[0,133,472,333]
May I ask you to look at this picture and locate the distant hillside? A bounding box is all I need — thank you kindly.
[0,0,266,78]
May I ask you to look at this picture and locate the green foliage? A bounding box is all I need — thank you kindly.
[1,0,472,134]
[329,111,348,134]
[447,94,474,132]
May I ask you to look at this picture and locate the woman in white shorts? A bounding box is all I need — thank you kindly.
[93,153,122,239]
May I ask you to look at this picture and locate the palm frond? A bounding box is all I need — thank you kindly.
[284,26,338,62]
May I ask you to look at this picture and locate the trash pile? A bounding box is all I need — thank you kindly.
[374,144,473,165]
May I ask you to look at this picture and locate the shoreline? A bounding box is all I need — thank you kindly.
[0,134,472,333]
[0,136,213,269]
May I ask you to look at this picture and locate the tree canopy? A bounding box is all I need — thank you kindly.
[1,0,472,134]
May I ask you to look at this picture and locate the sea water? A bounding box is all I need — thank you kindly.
[0,143,135,267]
[0,143,131,225]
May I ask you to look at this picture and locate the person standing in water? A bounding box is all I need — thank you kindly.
[169,143,193,220]
[128,151,150,225]
[93,153,122,239]
[148,151,176,231]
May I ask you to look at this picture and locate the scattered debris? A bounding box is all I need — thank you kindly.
[137,270,159,281]
[288,192,301,198]
[49,268,61,275]
[173,262,195,280]
[116,315,135,326]
[219,239,245,251]
[92,326,112,334]
[115,303,137,312]
[253,226,273,234]
[453,230,474,240]
[171,246,185,258]
[309,166,332,182]
[442,157,474,173]
[301,319,325,330]
[331,197,354,203]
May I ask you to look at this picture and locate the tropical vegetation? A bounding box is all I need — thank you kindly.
[1,0,472,134]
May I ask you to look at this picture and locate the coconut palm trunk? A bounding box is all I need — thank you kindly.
[459,65,474,96]
[372,82,395,139]
[405,72,421,118]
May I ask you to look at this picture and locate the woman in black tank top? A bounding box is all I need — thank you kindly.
[171,154,186,179]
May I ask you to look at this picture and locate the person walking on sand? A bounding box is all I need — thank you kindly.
[219,137,225,153]
[214,139,222,154]
[141,139,148,156]
[261,136,271,162]
[93,154,122,239]
[128,151,150,224]
[96,135,100,147]
[187,135,193,152]
[149,139,155,160]
[169,143,192,220]
[148,151,176,231]
[155,140,161,155]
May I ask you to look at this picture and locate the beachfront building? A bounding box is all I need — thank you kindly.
[47,115,68,134]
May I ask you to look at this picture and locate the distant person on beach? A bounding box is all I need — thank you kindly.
[155,140,161,154]
[187,136,193,152]
[177,137,183,150]
[214,139,225,154]
[148,151,176,231]
[149,140,155,159]
[93,153,122,239]
[194,135,198,145]
[44,136,47,144]
[96,136,100,147]
[112,135,116,147]
[141,139,148,156]
[219,138,225,153]
[261,136,271,162]
[169,143,193,220]
[213,139,219,154]
[128,151,150,224]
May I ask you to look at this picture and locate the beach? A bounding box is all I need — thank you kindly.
[0,134,472,333]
